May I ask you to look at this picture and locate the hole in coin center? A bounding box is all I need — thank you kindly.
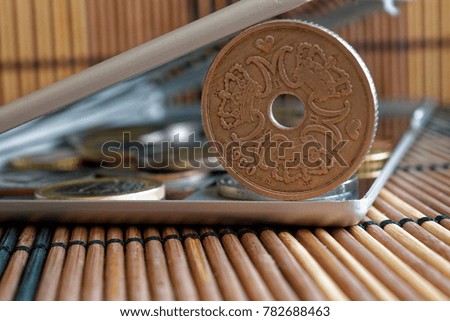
[270,94,305,128]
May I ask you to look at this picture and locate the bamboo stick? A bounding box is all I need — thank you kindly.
[441,0,450,104]
[105,227,127,300]
[416,138,450,157]
[381,187,450,242]
[0,0,21,104]
[115,0,128,53]
[374,197,450,260]
[0,226,36,300]
[413,141,450,161]
[69,0,89,72]
[380,12,392,98]
[86,0,100,63]
[81,226,105,300]
[423,0,440,99]
[427,169,450,189]
[406,0,425,99]
[141,0,154,41]
[347,226,447,300]
[35,227,70,300]
[125,227,151,300]
[260,229,325,300]
[330,228,422,300]
[97,0,112,60]
[143,228,175,300]
[215,0,227,11]
[57,227,88,300]
[239,230,298,300]
[151,0,163,38]
[104,0,118,56]
[199,227,247,300]
[367,208,450,280]
[181,228,222,300]
[51,0,73,79]
[410,167,450,190]
[15,227,52,300]
[394,173,450,212]
[160,0,171,34]
[162,227,199,300]
[198,0,212,18]
[397,3,409,98]
[387,179,450,230]
[362,16,375,83]
[0,227,20,278]
[371,12,383,95]
[278,231,349,300]
[169,0,179,31]
[14,0,38,96]
[313,228,397,300]
[295,229,375,300]
[33,0,56,87]
[220,229,273,300]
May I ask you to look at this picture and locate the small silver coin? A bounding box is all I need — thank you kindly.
[216,174,358,201]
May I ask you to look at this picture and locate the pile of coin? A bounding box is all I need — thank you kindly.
[358,139,393,196]
[358,139,392,179]
[1,120,219,200]
[216,174,358,202]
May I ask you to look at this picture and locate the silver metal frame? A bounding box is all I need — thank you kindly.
[0,0,427,226]
[0,101,435,226]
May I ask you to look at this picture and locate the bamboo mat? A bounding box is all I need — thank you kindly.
[0,110,449,301]
[1,0,450,106]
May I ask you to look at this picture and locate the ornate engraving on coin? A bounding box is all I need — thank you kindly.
[202,20,377,200]
[35,177,165,200]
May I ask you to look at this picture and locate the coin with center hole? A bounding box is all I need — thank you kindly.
[202,20,377,200]
[35,177,165,200]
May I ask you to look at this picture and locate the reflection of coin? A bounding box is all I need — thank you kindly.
[0,170,94,196]
[35,177,165,200]
[202,20,377,200]
[97,167,209,186]
[216,174,357,201]
[97,168,212,200]
[71,125,160,166]
[359,141,391,174]
[9,148,82,171]
[140,145,218,171]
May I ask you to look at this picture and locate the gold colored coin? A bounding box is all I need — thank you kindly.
[35,177,165,200]
[97,168,211,200]
[9,148,82,171]
[202,20,377,200]
[73,125,160,167]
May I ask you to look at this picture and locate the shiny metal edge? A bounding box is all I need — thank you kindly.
[0,0,309,134]
[0,101,435,226]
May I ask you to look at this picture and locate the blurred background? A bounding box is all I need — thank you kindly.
[0,0,448,106]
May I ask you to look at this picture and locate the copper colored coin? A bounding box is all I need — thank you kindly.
[202,20,377,200]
